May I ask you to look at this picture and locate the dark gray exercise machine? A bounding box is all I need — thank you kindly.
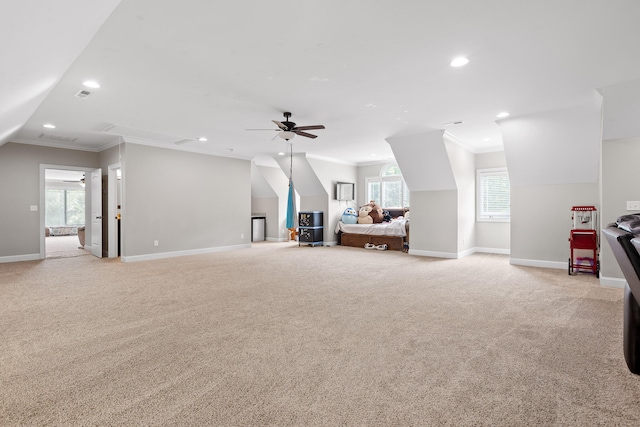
[602,214,640,375]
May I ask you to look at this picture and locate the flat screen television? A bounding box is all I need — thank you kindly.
[336,182,355,201]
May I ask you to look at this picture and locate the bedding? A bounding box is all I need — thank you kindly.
[334,218,407,237]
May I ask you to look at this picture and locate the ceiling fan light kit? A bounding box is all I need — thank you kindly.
[279,131,296,140]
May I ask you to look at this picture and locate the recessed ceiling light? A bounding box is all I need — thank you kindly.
[450,57,470,67]
[198,137,207,142]
[483,137,491,142]
[278,152,285,156]
[496,111,510,118]
[82,80,100,89]
[43,123,56,129]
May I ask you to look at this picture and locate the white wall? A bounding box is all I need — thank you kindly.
[445,138,475,254]
[409,190,458,257]
[122,143,251,260]
[0,142,99,261]
[510,183,598,267]
[308,157,358,245]
[601,136,640,281]
[501,97,601,267]
[252,163,289,241]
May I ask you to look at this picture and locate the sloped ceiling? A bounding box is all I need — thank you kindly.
[0,1,121,144]
[3,1,640,165]
[499,92,602,187]
[387,131,457,192]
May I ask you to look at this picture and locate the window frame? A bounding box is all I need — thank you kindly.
[45,188,86,227]
[365,163,410,209]
[476,167,510,222]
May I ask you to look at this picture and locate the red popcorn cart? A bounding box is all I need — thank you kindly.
[568,206,599,277]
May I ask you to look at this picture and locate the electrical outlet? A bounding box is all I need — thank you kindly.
[30,205,38,211]
[154,240,159,247]
[627,201,640,211]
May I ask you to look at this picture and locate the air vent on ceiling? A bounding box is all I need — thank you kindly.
[103,124,189,144]
[75,89,91,98]
[39,133,78,143]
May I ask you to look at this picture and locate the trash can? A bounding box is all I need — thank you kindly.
[251,216,265,242]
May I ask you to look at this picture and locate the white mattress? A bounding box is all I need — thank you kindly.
[335,219,407,237]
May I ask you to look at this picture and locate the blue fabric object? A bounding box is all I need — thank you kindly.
[286,179,296,228]
[341,207,358,224]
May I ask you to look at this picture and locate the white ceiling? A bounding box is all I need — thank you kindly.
[4,1,640,166]
[45,169,85,182]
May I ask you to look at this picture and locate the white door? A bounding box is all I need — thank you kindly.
[90,168,103,258]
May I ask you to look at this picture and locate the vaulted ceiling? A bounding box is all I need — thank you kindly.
[3,1,640,166]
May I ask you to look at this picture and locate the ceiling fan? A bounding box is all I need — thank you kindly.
[247,112,325,140]
[63,174,86,187]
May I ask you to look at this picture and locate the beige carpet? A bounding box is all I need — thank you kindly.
[1,242,639,426]
[45,235,88,259]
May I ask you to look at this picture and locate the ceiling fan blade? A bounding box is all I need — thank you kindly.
[293,125,325,131]
[272,120,288,130]
[295,130,318,139]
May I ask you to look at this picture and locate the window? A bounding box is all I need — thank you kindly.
[366,163,410,208]
[46,189,85,227]
[477,168,510,221]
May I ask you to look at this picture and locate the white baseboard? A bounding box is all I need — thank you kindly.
[458,248,476,258]
[266,237,289,242]
[0,253,41,263]
[509,258,567,270]
[599,276,626,289]
[408,247,509,259]
[121,244,251,263]
[475,247,511,255]
[409,249,458,258]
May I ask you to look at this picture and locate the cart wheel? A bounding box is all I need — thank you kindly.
[596,260,600,278]
[568,258,572,275]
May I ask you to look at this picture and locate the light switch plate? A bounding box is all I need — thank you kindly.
[627,201,640,211]
[30,205,38,211]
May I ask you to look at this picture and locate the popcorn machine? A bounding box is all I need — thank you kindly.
[568,206,599,277]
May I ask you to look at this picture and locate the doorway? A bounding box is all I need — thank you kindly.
[40,165,102,260]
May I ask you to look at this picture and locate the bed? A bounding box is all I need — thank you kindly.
[335,209,409,251]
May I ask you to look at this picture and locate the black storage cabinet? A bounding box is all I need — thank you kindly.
[298,211,323,247]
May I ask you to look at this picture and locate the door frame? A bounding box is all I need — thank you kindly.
[39,164,99,259]
[107,163,122,258]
